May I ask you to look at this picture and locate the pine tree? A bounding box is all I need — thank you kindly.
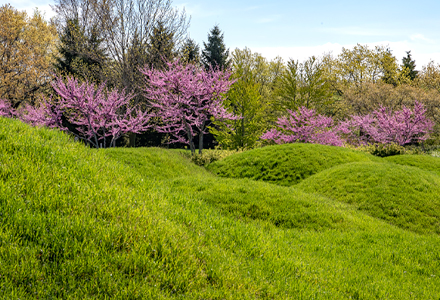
[54,18,107,83]
[146,22,175,70]
[202,25,230,70]
[402,51,418,81]
[180,38,200,65]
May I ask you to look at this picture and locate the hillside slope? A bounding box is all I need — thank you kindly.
[1,118,440,299]
[207,143,382,186]
[297,161,440,234]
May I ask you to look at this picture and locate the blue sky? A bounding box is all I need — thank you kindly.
[7,0,440,68]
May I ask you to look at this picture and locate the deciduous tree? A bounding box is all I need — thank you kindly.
[211,48,267,149]
[51,76,152,148]
[261,107,343,146]
[142,60,236,154]
[275,56,332,114]
[338,101,433,146]
[0,5,58,107]
[0,99,15,117]
[53,0,189,91]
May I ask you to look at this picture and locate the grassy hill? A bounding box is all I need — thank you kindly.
[297,161,440,234]
[1,117,440,299]
[206,143,382,186]
[384,154,440,176]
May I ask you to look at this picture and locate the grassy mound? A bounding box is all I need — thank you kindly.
[297,161,440,234]
[384,154,440,176]
[104,148,370,232]
[2,117,440,299]
[207,143,381,186]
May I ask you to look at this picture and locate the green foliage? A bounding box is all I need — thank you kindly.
[274,56,333,114]
[402,51,418,81]
[55,18,107,83]
[348,143,408,157]
[2,118,440,298]
[207,143,381,186]
[202,25,230,70]
[180,37,200,65]
[145,22,175,70]
[334,44,401,87]
[274,59,300,111]
[297,161,440,234]
[211,48,268,149]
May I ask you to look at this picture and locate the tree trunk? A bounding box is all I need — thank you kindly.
[188,137,195,154]
[198,121,206,154]
[198,132,204,154]
[129,132,136,147]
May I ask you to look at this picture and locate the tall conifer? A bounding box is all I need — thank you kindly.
[202,25,230,70]
[402,51,418,81]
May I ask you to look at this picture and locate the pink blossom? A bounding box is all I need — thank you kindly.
[339,101,433,146]
[142,60,237,154]
[51,76,151,148]
[0,99,15,118]
[261,107,344,146]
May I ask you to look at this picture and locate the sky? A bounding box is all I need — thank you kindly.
[6,0,440,68]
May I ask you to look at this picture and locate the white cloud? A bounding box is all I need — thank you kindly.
[410,34,435,44]
[9,2,56,20]
[252,43,347,62]
[256,14,282,24]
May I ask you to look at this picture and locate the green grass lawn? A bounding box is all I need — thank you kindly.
[207,143,382,186]
[1,117,440,299]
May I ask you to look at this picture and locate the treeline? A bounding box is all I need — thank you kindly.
[2,1,440,150]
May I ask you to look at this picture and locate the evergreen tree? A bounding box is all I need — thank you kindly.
[54,18,107,83]
[125,31,149,100]
[146,22,175,70]
[380,47,400,86]
[402,51,418,81]
[202,25,230,70]
[180,37,200,65]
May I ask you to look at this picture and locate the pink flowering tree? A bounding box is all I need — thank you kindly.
[51,76,152,148]
[338,101,434,146]
[142,60,237,154]
[0,99,15,118]
[261,107,344,146]
[16,97,65,129]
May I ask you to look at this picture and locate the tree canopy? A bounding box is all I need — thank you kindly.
[0,5,58,107]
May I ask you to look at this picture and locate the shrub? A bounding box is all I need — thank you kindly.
[347,143,425,157]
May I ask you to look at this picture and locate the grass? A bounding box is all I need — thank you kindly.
[206,143,382,186]
[1,117,440,299]
[384,154,440,176]
[297,161,440,234]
